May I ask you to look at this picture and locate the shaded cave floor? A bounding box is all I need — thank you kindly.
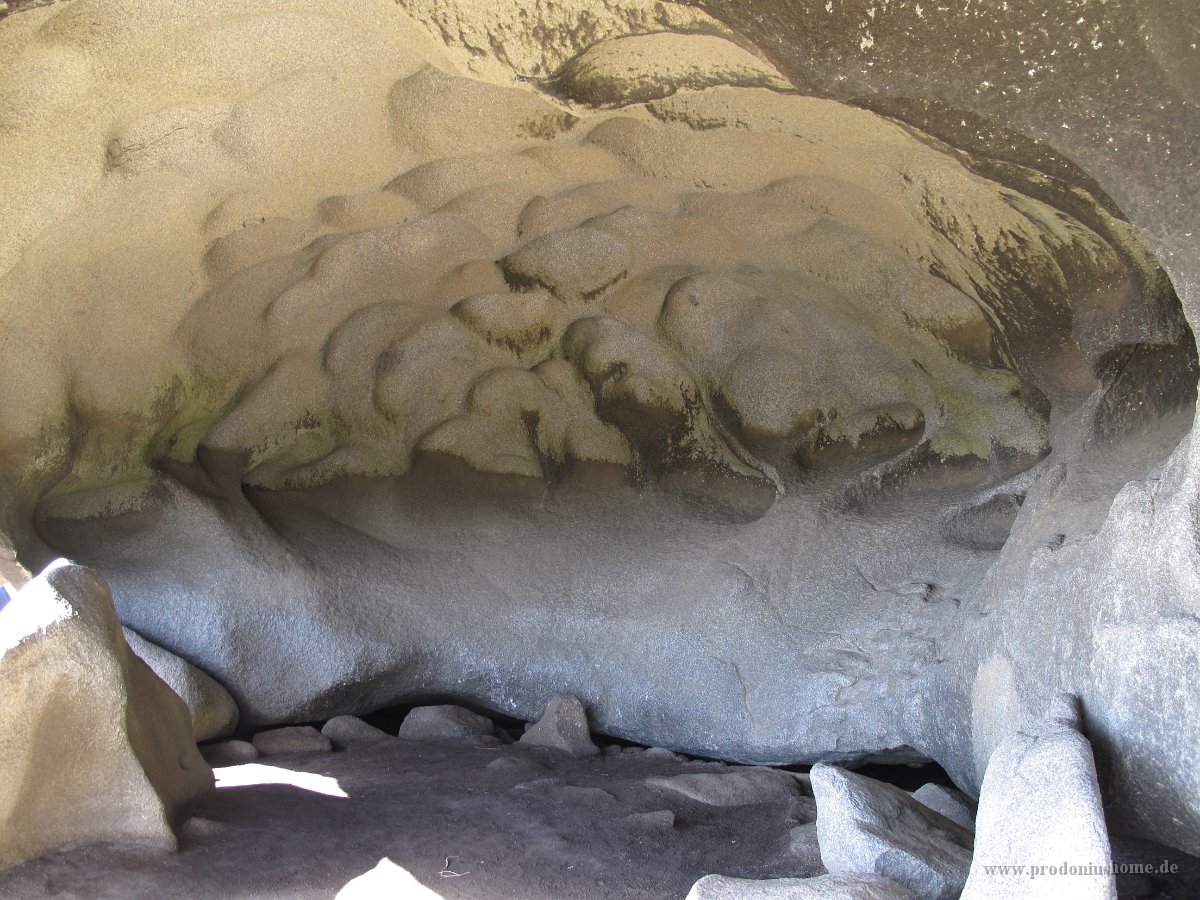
[2,735,1198,899]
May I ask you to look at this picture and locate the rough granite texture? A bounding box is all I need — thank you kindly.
[811,764,973,900]
[123,626,239,742]
[0,0,1198,859]
[0,561,212,869]
[686,873,919,900]
[960,696,1117,899]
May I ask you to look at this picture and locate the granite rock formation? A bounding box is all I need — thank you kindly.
[0,560,211,869]
[0,0,1197,859]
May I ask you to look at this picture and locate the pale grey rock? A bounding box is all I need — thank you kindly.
[321,715,392,750]
[644,746,684,761]
[200,739,259,765]
[686,873,919,899]
[961,696,1116,899]
[911,784,976,833]
[787,822,823,871]
[517,694,599,757]
[811,764,973,900]
[0,561,211,869]
[251,725,332,756]
[398,705,495,743]
[647,767,802,807]
[123,626,239,742]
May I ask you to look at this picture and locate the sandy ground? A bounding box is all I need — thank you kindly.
[0,738,822,899]
[0,731,1197,899]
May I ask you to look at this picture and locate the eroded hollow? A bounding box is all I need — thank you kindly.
[1,0,1197,855]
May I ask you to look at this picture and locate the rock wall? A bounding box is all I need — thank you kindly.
[0,0,1196,855]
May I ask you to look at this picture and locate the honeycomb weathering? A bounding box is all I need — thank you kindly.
[1,0,1198,861]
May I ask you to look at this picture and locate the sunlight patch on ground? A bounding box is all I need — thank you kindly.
[337,858,445,899]
[214,763,349,798]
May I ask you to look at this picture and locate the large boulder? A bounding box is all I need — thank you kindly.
[0,560,212,870]
[122,626,239,742]
[811,765,973,900]
[961,696,1116,899]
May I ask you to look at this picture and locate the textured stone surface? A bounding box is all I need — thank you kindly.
[811,764,973,900]
[911,784,975,834]
[646,768,802,807]
[123,627,239,742]
[398,705,496,743]
[199,740,259,766]
[321,716,393,751]
[687,873,919,899]
[518,694,600,757]
[251,726,332,756]
[961,697,1116,899]
[0,560,211,869]
[0,0,1197,859]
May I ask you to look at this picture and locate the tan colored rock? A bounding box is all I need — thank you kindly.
[0,560,211,870]
[554,32,791,107]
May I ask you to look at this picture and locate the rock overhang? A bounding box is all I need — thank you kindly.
[0,0,1197,856]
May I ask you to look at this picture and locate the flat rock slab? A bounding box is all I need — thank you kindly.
[911,784,975,834]
[686,873,919,899]
[811,764,973,900]
[647,768,803,807]
[251,726,332,756]
[398,705,496,743]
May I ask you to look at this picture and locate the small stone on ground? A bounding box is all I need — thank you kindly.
[397,704,496,743]
[201,740,259,765]
[321,715,392,750]
[517,693,600,756]
[251,725,332,756]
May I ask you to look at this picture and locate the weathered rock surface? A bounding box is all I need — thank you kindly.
[199,740,259,766]
[911,784,975,834]
[123,626,239,742]
[0,560,211,869]
[322,715,393,750]
[647,768,803,807]
[552,32,792,107]
[0,0,1197,859]
[686,873,919,899]
[398,705,496,743]
[251,726,332,756]
[811,764,973,900]
[961,696,1116,899]
[518,694,600,756]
